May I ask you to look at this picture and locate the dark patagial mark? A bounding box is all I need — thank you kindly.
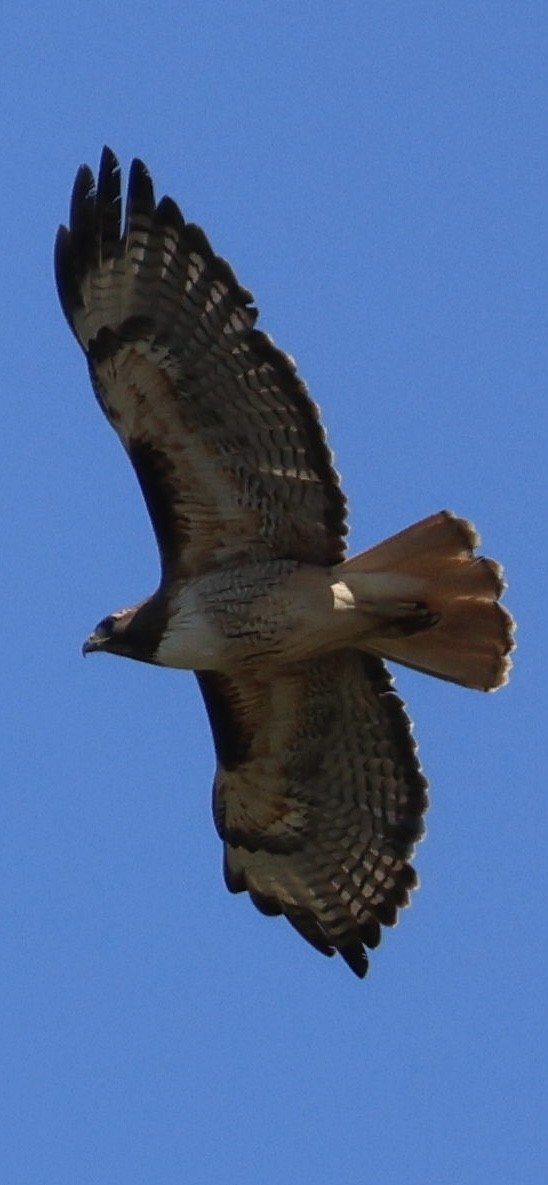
[196,671,252,772]
[127,439,190,580]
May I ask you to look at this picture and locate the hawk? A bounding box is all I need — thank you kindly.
[55,149,514,977]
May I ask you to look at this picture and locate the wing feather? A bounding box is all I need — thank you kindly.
[198,651,428,978]
[55,148,347,581]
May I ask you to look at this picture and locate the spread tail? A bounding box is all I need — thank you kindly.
[339,512,515,690]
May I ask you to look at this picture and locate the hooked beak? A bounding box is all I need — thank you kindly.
[82,633,103,656]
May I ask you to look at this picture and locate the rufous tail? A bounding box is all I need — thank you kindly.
[339,511,514,690]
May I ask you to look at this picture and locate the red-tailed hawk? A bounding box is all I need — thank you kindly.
[55,149,514,977]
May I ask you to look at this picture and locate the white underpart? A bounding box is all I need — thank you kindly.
[153,564,428,672]
[155,581,225,669]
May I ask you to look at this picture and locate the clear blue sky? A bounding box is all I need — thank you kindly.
[3,3,546,1182]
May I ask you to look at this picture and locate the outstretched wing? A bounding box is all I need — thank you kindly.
[55,148,347,582]
[198,652,428,978]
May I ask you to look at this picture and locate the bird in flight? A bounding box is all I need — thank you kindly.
[55,149,514,977]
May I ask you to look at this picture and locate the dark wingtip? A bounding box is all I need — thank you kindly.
[339,941,369,978]
[69,164,96,235]
[55,148,127,332]
[124,156,156,233]
[99,145,120,181]
[55,162,96,331]
[54,224,79,327]
[96,147,122,251]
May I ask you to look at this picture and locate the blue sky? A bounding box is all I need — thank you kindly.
[3,3,547,1182]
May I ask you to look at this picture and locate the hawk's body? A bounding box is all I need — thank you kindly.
[55,149,514,976]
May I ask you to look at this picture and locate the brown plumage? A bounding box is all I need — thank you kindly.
[55,148,514,977]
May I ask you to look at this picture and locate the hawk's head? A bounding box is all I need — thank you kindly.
[82,609,135,657]
[82,598,166,664]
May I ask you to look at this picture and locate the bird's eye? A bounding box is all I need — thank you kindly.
[99,615,115,635]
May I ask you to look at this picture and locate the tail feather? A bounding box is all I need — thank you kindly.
[362,599,514,691]
[339,512,515,691]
